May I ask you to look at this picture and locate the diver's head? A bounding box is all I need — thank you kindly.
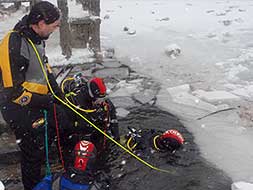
[88,77,106,99]
[156,129,184,152]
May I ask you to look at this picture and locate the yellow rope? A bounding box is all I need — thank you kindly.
[126,137,137,151]
[61,77,74,93]
[61,77,96,113]
[153,135,161,151]
[27,38,175,175]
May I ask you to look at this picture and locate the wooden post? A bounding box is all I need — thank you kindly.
[57,0,72,59]
[91,0,100,16]
[29,0,41,8]
[89,18,101,52]
[14,2,21,10]
[76,0,100,16]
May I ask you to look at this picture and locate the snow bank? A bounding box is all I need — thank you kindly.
[193,90,240,103]
[231,181,253,190]
[0,181,4,190]
[68,0,89,18]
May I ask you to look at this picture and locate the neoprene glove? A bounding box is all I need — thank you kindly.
[28,94,54,109]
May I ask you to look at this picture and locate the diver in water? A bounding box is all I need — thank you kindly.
[62,74,120,144]
[33,140,110,190]
[33,128,184,190]
[58,74,120,174]
[60,140,104,190]
[125,128,184,154]
[33,75,120,190]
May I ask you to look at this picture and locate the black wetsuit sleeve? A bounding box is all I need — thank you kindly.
[8,33,53,109]
[106,99,120,140]
[78,85,93,109]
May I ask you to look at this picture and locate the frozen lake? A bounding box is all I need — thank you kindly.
[100,0,253,183]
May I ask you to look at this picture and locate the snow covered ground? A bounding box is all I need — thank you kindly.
[1,0,253,187]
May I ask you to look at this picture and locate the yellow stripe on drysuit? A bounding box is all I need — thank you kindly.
[22,81,48,95]
[0,31,48,95]
[13,90,32,106]
[0,32,13,87]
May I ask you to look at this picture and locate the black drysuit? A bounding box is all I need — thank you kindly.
[0,15,71,190]
[63,80,120,153]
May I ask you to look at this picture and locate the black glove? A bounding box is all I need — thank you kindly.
[92,105,106,122]
[28,94,54,109]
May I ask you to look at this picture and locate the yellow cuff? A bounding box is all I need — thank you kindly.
[12,91,32,106]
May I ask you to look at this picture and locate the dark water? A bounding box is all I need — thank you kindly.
[0,105,232,190]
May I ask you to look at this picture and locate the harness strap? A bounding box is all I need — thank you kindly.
[53,103,65,171]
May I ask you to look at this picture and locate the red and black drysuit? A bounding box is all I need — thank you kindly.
[62,79,120,159]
